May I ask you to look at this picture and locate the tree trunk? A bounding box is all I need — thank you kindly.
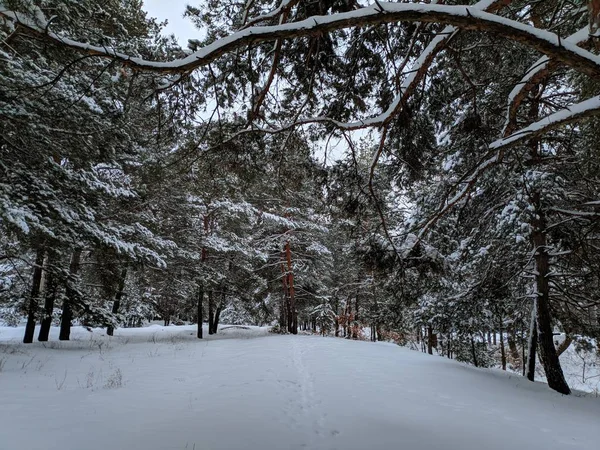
[38,252,57,342]
[427,325,433,355]
[284,241,297,335]
[60,249,81,341]
[24,249,45,344]
[352,295,359,339]
[212,292,223,335]
[471,336,479,368]
[279,293,286,330]
[334,298,339,337]
[531,200,570,395]
[527,300,537,381]
[507,329,521,370]
[197,286,203,339]
[208,290,215,335]
[556,335,573,356]
[499,324,506,370]
[346,302,353,339]
[107,269,127,336]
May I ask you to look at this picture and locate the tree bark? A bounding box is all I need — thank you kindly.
[212,291,223,334]
[527,300,537,381]
[23,249,45,344]
[471,335,479,368]
[499,324,506,370]
[38,252,57,342]
[353,295,359,339]
[60,249,81,341]
[427,325,434,355]
[284,241,297,334]
[507,329,521,370]
[107,269,127,336]
[279,293,286,330]
[556,335,573,356]
[530,199,570,394]
[197,286,204,339]
[208,290,215,335]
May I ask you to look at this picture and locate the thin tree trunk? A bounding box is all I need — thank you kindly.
[499,324,506,370]
[471,335,479,368]
[208,290,214,335]
[24,249,45,344]
[284,241,297,334]
[334,301,340,337]
[508,328,521,370]
[197,286,203,339]
[280,260,288,331]
[556,334,573,356]
[60,249,81,341]
[107,269,127,336]
[427,325,433,355]
[38,252,57,342]
[279,293,286,330]
[346,302,352,339]
[353,295,359,339]
[212,291,223,335]
[531,199,570,395]
[526,303,538,382]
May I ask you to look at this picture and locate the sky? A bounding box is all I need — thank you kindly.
[142,0,199,46]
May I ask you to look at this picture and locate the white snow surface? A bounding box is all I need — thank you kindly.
[1,324,599,450]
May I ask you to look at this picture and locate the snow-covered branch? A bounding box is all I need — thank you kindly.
[491,95,600,150]
[3,2,600,77]
[502,27,593,136]
[417,95,600,241]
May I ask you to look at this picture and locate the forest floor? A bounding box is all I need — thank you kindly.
[1,324,599,450]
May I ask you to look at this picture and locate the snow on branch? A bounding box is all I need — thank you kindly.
[241,1,510,135]
[417,95,600,243]
[2,2,600,77]
[491,95,600,150]
[240,0,299,30]
[502,27,593,136]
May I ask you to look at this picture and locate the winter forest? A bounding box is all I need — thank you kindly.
[2,0,600,448]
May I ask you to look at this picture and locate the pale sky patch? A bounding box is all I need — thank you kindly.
[142,0,200,46]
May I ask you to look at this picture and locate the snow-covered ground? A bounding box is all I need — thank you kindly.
[1,325,599,450]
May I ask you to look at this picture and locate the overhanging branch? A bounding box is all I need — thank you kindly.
[2,3,600,77]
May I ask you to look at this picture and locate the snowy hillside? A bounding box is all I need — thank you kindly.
[1,325,599,450]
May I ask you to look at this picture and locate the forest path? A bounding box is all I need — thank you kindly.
[0,325,599,450]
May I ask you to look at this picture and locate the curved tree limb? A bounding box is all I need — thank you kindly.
[502,26,593,137]
[2,3,600,77]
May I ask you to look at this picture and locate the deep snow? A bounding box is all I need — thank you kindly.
[1,325,599,450]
